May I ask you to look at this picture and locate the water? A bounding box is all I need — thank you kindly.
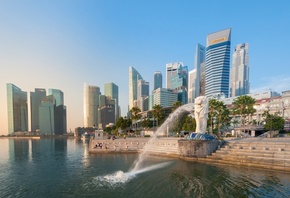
[1,138,290,197]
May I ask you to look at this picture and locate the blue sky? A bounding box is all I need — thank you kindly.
[1,0,290,134]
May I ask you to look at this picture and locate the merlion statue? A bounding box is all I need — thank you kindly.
[194,96,209,134]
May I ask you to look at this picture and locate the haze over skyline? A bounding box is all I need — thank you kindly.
[1,0,290,135]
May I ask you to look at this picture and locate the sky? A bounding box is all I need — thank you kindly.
[1,0,290,135]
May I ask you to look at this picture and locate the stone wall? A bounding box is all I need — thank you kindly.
[178,140,221,158]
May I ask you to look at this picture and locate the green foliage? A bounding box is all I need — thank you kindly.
[208,99,231,133]
[152,104,164,126]
[182,115,196,131]
[170,111,188,132]
[172,101,182,111]
[262,110,285,131]
[141,117,151,129]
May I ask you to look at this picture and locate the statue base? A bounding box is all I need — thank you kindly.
[186,132,216,140]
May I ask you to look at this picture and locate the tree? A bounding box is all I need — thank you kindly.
[152,104,164,127]
[130,107,141,131]
[182,115,196,131]
[141,117,151,129]
[172,101,182,111]
[232,95,256,133]
[262,110,285,131]
[208,99,230,134]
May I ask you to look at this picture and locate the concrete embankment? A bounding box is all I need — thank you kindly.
[189,137,290,172]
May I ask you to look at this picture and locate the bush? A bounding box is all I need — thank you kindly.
[144,135,150,137]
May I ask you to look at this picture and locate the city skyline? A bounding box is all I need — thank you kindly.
[1,1,290,134]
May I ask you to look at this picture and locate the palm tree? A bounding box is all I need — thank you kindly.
[130,106,141,132]
[232,95,256,133]
[152,104,163,127]
[209,99,230,134]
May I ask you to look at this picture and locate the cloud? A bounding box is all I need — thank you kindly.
[250,76,290,94]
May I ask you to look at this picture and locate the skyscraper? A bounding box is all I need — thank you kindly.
[188,44,206,103]
[137,79,149,112]
[48,89,66,134]
[39,95,55,134]
[128,66,143,110]
[205,28,231,98]
[84,83,101,128]
[230,43,249,97]
[6,83,28,134]
[153,88,177,107]
[170,65,188,104]
[98,96,116,130]
[166,62,184,89]
[104,82,119,121]
[153,71,162,91]
[30,88,46,132]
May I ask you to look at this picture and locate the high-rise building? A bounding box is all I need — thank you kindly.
[153,71,162,91]
[137,79,149,112]
[6,83,28,134]
[200,62,206,96]
[205,28,231,98]
[83,83,101,128]
[98,96,116,130]
[48,89,66,134]
[104,82,119,121]
[153,88,177,107]
[171,65,188,104]
[230,43,249,97]
[129,66,143,110]
[30,88,46,132]
[188,69,197,103]
[166,62,183,89]
[39,95,55,134]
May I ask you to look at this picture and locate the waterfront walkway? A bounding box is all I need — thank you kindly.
[192,137,290,172]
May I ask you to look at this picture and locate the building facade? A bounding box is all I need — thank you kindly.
[129,66,143,110]
[153,88,177,107]
[104,82,119,121]
[153,71,162,91]
[171,65,188,104]
[30,88,46,132]
[98,96,116,130]
[230,43,249,97]
[166,62,183,89]
[6,83,28,134]
[83,83,101,128]
[205,28,231,98]
[39,95,55,134]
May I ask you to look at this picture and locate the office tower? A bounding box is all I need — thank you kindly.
[84,83,101,128]
[6,83,28,134]
[171,65,188,104]
[137,79,149,112]
[48,88,66,134]
[188,69,197,103]
[39,95,55,134]
[128,66,143,110]
[166,62,184,89]
[205,28,231,98]
[98,96,116,130]
[153,71,162,91]
[230,43,249,97]
[104,82,119,121]
[153,88,177,107]
[30,88,46,132]
[200,62,206,96]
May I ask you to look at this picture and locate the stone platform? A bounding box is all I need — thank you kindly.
[189,137,290,172]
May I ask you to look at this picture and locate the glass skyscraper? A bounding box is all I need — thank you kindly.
[30,88,46,132]
[171,65,188,104]
[48,89,66,134]
[205,28,231,98]
[128,66,143,110]
[6,83,28,134]
[166,62,183,89]
[104,82,119,121]
[39,95,55,134]
[230,43,249,97]
[83,83,101,128]
[153,71,162,91]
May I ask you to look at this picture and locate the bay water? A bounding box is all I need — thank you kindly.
[1,138,290,198]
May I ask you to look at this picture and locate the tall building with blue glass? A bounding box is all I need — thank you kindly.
[205,28,231,98]
[6,83,28,134]
[171,65,188,104]
[128,66,143,110]
[30,88,46,132]
[153,71,162,91]
[104,82,119,122]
